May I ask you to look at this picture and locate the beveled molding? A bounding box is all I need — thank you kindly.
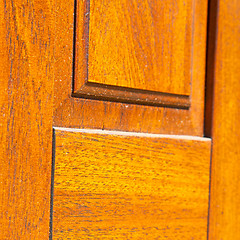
[72,0,190,109]
[73,83,190,108]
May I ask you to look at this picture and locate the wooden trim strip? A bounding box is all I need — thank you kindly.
[73,83,190,109]
[208,0,240,238]
[0,1,54,239]
[54,127,211,141]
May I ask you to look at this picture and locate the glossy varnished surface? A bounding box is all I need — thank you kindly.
[0,0,54,239]
[52,129,211,239]
[54,0,208,136]
[88,0,192,95]
[208,0,240,238]
[73,0,192,108]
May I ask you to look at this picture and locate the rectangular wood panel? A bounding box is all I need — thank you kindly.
[88,0,192,95]
[52,129,211,239]
[72,0,203,108]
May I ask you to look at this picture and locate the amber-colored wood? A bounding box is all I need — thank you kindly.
[88,0,192,95]
[0,0,54,239]
[208,0,240,239]
[73,0,195,107]
[54,0,208,136]
[52,128,211,239]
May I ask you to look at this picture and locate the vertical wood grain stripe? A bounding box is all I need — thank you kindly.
[0,0,54,238]
[208,0,240,238]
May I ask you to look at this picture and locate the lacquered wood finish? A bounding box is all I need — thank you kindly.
[52,129,211,239]
[88,0,192,95]
[73,0,190,108]
[73,0,194,107]
[54,0,208,136]
[208,0,240,238]
[0,0,54,239]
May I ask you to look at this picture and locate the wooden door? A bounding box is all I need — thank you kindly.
[51,0,211,238]
[1,0,240,239]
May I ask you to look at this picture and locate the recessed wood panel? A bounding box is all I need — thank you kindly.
[52,129,211,239]
[88,0,192,95]
[72,0,202,108]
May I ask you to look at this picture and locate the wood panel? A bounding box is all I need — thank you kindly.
[0,0,54,239]
[73,0,202,108]
[208,0,240,238]
[88,0,192,95]
[54,0,208,136]
[52,128,211,239]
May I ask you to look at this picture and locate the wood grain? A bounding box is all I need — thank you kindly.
[208,0,240,238]
[54,0,208,136]
[52,129,211,239]
[73,0,194,107]
[73,0,191,108]
[0,0,54,239]
[88,0,192,95]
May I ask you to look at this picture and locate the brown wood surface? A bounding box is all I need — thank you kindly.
[54,0,208,136]
[0,0,54,239]
[88,0,192,95]
[73,83,190,109]
[73,0,191,108]
[208,0,240,238]
[52,129,211,239]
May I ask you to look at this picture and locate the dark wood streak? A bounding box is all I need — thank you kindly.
[73,82,190,109]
